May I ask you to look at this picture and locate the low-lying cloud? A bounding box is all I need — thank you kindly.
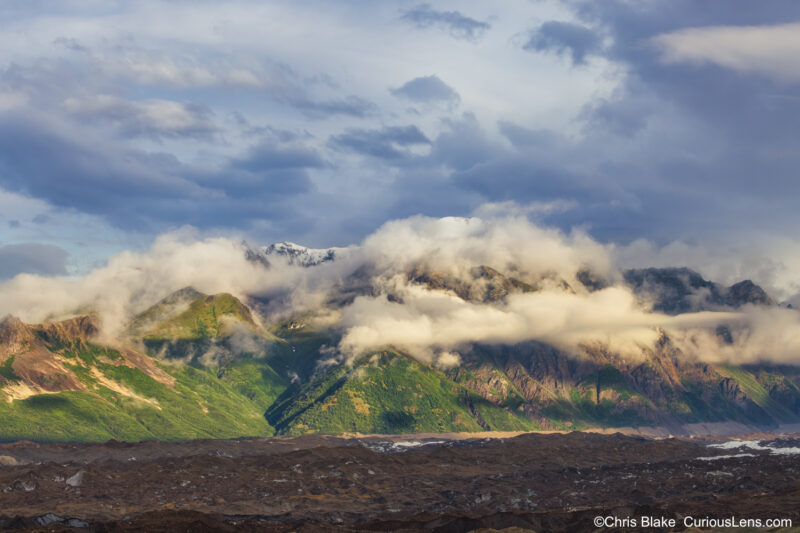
[0,213,797,368]
[337,282,738,363]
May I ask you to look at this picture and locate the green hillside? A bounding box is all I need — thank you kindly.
[131,289,281,364]
[2,283,800,443]
[0,342,274,443]
[136,292,259,341]
[266,351,541,436]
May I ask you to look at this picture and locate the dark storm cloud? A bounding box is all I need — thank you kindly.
[427,114,501,172]
[579,92,650,138]
[523,21,602,65]
[0,111,196,218]
[401,4,490,41]
[498,121,559,149]
[0,110,320,231]
[350,113,646,241]
[390,75,460,104]
[215,140,323,196]
[233,141,325,173]
[0,243,69,279]
[556,0,800,239]
[329,125,431,160]
[432,118,616,207]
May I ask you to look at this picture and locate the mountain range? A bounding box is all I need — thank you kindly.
[1,242,799,442]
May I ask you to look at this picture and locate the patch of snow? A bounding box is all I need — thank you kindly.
[260,241,346,267]
[708,440,764,451]
[361,439,447,453]
[770,446,800,455]
[707,439,800,456]
[697,453,756,461]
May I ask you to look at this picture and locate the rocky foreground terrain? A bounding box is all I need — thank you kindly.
[1,431,799,532]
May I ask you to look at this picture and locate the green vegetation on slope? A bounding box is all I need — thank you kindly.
[217,356,290,411]
[141,293,258,341]
[5,292,800,443]
[267,352,541,436]
[132,291,283,364]
[539,374,650,429]
[719,365,799,423]
[0,355,20,382]
[0,342,275,443]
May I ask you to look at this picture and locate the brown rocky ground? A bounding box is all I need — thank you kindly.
[0,432,799,532]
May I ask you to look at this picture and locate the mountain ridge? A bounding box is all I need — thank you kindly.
[1,265,799,442]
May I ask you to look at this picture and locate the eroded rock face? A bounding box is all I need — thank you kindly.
[623,267,776,314]
[0,317,34,358]
[0,314,172,401]
[441,330,799,430]
[726,279,775,307]
[407,264,537,303]
[34,315,100,346]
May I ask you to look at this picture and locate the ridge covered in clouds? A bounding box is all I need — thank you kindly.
[0,214,795,368]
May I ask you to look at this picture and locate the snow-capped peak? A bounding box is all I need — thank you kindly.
[261,241,338,267]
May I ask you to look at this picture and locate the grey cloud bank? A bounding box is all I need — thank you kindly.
[523,21,602,65]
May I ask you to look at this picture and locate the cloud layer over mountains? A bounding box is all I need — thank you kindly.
[1,213,798,367]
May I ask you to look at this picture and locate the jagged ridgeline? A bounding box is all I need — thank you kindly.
[1,253,800,442]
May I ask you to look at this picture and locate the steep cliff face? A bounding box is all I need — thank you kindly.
[408,265,537,303]
[441,332,800,430]
[0,314,177,401]
[726,279,775,306]
[0,316,34,358]
[0,315,90,398]
[34,315,100,346]
[623,267,777,313]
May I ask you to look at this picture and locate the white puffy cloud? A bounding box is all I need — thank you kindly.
[360,214,613,283]
[337,281,738,363]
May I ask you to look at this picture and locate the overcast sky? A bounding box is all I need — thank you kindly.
[2,0,800,283]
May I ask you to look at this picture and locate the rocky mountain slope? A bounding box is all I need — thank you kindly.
[623,267,776,313]
[1,257,800,442]
[0,307,274,442]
